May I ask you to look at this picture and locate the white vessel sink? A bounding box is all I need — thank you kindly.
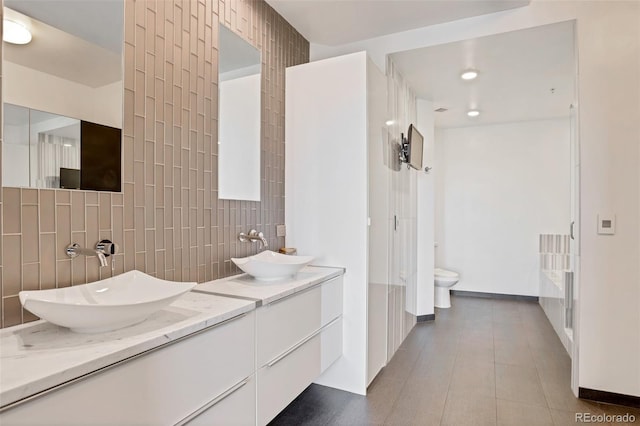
[19,270,196,333]
[231,251,313,281]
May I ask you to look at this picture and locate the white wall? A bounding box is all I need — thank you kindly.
[286,52,370,395]
[435,119,570,296]
[312,0,640,397]
[4,61,122,128]
[416,100,435,316]
[574,2,640,397]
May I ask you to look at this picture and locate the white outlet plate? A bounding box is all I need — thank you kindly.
[276,224,286,237]
[597,214,615,235]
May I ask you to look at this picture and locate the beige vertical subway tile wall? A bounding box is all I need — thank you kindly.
[0,0,310,328]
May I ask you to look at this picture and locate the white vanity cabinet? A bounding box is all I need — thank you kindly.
[1,269,344,426]
[193,267,345,426]
[256,275,343,425]
[0,311,256,426]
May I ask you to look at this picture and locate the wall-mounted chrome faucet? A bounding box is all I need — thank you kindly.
[238,230,268,250]
[67,239,118,268]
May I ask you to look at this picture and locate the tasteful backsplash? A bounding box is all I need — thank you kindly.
[0,0,309,328]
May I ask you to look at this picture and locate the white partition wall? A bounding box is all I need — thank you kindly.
[286,51,420,395]
[416,100,435,317]
[286,52,371,395]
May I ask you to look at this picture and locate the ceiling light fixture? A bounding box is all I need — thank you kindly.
[460,69,478,80]
[467,110,480,117]
[3,19,32,45]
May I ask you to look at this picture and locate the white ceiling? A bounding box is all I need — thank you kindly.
[390,21,576,128]
[266,0,530,46]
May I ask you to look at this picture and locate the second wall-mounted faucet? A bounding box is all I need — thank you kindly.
[67,239,118,268]
[238,230,268,250]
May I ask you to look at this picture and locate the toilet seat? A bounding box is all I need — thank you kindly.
[435,268,458,279]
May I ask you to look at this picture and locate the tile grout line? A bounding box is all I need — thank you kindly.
[438,308,464,426]
[381,330,432,426]
[493,302,498,425]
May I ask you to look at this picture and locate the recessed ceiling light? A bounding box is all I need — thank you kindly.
[467,110,480,117]
[461,70,478,80]
[385,120,394,126]
[3,20,32,45]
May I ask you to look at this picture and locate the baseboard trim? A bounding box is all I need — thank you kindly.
[450,290,539,302]
[579,387,640,409]
[417,314,435,322]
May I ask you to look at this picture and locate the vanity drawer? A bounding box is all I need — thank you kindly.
[257,275,342,367]
[257,317,342,425]
[184,374,256,426]
[0,311,255,426]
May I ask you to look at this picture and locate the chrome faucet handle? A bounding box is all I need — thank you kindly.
[96,239,118,256]
[66,243,81,258]
[238,230,268,250]
[250,230,268,250]
[239,230,261,241]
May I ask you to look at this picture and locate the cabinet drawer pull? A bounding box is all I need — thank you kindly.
[267,316,341,368]
[176,377,251,425]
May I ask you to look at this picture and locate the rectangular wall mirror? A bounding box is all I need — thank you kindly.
[2,0,123,192]
[218,24,261,201]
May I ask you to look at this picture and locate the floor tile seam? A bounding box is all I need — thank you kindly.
[435,313,457,426]
[529,357,555,411]
[495,391,551,410]
[381,342,432,426]
[495,396,555,411]
[494,330,499,424]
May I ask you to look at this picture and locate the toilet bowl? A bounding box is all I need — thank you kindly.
[434,268,459,309]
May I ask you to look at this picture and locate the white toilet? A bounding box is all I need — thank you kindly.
[434,268,460,309]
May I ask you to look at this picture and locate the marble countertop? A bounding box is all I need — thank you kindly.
[0,292,255,409]
[194,265,345,306]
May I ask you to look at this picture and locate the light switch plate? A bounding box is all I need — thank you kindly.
[597,214,615,235]
[276,224,286,237]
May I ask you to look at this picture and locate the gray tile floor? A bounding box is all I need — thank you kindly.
[270,295,640,425]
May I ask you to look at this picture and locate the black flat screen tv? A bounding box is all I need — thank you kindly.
[60,167,80,189]
[407,124,424,170]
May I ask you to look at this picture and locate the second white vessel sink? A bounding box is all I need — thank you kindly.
[19,270,196,333]
[231,251,313,281]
